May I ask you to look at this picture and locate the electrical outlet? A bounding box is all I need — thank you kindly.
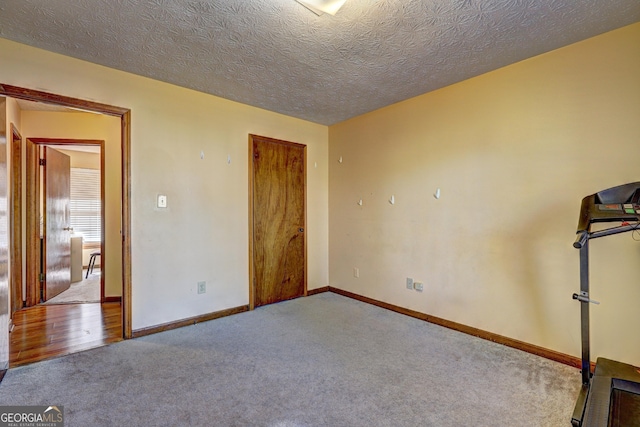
[406,277,414,290]
[197,281,206,294]
[353,268,359,278]
[414,282,424,292]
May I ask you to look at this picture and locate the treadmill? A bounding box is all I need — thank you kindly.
[572,182,640,426]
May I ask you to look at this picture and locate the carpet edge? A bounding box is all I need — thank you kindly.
[325,286,583,370]
[132,304,249,338]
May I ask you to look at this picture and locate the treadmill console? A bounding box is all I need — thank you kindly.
[574,182,640,248]
[577,183,640,232]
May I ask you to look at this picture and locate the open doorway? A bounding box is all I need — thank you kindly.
[26,139,105,306]
[0,84,132,368]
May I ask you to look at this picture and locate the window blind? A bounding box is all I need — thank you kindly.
[70,168,101,244]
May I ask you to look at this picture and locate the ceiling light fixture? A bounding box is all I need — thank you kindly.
[296,0,347,16]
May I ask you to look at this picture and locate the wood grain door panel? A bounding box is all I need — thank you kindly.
[43,147,71,301]
[10,125,22,315]
[251,135,306,307]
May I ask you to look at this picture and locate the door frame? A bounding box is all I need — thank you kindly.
[0,83,133,338]
[248,134,307,310]
[26,139,105,304]
[9,124,23,315]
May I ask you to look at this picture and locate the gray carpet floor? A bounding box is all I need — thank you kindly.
[0,292,580,426]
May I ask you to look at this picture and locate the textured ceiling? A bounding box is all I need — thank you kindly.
[0,0,639,125]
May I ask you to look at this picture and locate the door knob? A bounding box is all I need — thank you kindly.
[299,228,304,233]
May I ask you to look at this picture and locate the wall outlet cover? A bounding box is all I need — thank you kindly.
[197,281,206,294]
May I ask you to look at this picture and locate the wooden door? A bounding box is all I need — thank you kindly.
[10,125,22,315]
[250,135,306,308]
[43,147,72,301]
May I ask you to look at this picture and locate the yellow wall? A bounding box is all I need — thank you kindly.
[57,149,100,169]
[0,38,330,330]
[329,23,640,366]
[5,98,21,134]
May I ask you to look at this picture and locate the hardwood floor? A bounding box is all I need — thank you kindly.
[9,302,122,368]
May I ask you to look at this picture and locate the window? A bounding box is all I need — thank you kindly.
[70,168,101,246]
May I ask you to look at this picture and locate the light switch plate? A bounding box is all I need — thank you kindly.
[157,194,167,208]
[406,278,414,290]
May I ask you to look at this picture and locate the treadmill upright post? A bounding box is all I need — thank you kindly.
[579,238,591,386]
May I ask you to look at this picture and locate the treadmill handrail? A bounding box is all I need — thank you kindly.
[574,231,588,249]
[575,224,640,249]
